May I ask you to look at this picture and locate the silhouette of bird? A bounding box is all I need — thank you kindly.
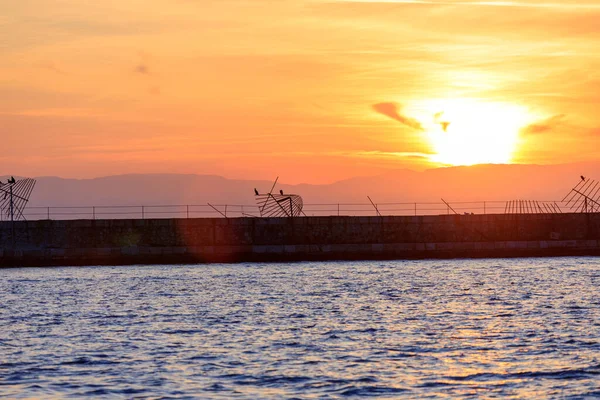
[8,176,15,184]
[581,175,586,181]
[279,190,284,195]
[254,188,259,196]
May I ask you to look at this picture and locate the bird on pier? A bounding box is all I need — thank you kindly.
[581,175,586,181]
[8,176,15,184]
[279,190,284,195]
[254,188,259,196]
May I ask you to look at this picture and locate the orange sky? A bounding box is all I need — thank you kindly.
[2,0,600,184]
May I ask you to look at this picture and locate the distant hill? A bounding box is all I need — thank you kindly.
[2,162,598,210]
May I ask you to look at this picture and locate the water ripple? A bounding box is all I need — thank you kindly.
[1,257,600,398]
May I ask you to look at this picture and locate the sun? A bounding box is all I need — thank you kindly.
[412,99,531,166]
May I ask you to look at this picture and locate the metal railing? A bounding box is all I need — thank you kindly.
[0,200,589,221]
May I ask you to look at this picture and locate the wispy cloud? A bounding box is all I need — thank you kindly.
[338,0,600,9]
[521,114,565,135]
[372,103,424,131]
[348,150,434,159]
[3,108,107,119]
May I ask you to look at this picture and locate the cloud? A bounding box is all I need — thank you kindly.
[3,108,106,119]
[522,114,565,135]
[349,150,435,158]
[434,111,450,132]
[372,102,424,130]
[337,1,600,10]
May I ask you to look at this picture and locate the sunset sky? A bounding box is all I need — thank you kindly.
[2,0,600,183]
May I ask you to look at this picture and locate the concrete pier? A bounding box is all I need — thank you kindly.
[1,213,599,266]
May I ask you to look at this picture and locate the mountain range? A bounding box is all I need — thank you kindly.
[3,162,596,210]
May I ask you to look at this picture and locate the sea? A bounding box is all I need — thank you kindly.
[1,258,599,399]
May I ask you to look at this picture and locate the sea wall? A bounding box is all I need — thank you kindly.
[1,213,599,266]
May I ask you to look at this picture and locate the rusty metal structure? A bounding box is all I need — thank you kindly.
[0,176,36,221]
[254,177,304,217]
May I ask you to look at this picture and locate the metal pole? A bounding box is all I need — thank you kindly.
[47,207,50,220]
[10,185,14,223]
[93,206,96,220]
[207,203,227,218]
[338,204,340,216]
[367,196,381,217]
[142,206,145,220]
[10,185,14,248]
[441,198,459,215]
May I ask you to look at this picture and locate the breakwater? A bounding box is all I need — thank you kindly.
[1,213,599,266]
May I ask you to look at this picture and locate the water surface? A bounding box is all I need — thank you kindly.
[1,258,599,398]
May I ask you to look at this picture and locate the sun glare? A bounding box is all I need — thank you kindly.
[414,99,531,166]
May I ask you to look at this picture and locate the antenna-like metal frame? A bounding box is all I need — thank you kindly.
[0,177,36,221]
[254,177,305,217]
[562,177,600,213]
